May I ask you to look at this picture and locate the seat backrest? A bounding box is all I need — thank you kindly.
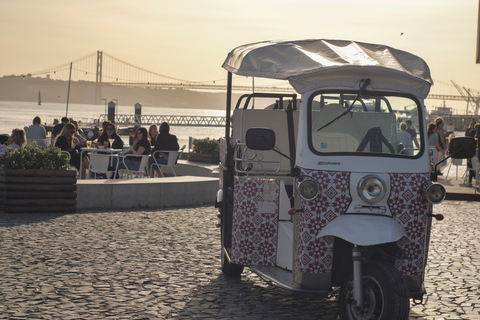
[138,155,150,174]
[166,151,180,166]
[89,154,111,173]
[26,139,48,148]
[352,112,397,153]
[311,104,362,152]
[232,109,299,174]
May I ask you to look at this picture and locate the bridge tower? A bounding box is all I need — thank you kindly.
[95,51,103,104]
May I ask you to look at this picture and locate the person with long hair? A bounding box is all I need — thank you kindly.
[114,126,150,177]
[97,123,124,149]
[148,124,159,145]
[54,123,89,179]
[0,128,27,152]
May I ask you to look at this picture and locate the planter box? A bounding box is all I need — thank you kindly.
[187,153,219,164]
[0,169,77,213]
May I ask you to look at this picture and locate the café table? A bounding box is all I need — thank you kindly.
[80,147,124,179]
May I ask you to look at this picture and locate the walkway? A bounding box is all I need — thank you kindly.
[1,202,479,319]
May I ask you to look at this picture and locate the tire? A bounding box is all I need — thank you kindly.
[339,260,409,320]
[221,249,244,276]
[220,216,244,277]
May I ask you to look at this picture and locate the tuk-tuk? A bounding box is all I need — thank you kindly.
[216,39,475,320]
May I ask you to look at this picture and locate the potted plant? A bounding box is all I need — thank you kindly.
[188,138,220,164]
[0,146,77,213]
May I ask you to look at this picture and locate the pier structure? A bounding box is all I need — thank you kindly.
[97,114,226,127]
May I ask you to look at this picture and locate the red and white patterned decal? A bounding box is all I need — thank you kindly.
[388,173,431,276]
[231,177,279,266]
[298,170,352,274]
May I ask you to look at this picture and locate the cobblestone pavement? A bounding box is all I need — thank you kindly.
[0,201,479,319]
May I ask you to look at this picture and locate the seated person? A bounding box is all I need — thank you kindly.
[114,127,150,177]
[149,122,179,177]
[54,123,89,179]
[0,128,27,153]
[26,116,47,147]
[97,123,124,149]
[70,120,87,147]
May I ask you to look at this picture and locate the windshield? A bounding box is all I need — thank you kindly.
[309,92,423,157]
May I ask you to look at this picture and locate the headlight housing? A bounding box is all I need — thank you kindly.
[357,175,386,204]
[422,182,446,204]
[298,179,319,200]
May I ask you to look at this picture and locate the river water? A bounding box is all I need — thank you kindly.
[0,101,226,148]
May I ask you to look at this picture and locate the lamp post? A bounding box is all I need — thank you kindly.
[101,98,107,121]
[112,99,119,115]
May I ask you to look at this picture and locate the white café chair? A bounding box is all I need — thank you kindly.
[445,158,463,180]
[87,153,116,179]
[120,154,150,179]
[150,145,185,177]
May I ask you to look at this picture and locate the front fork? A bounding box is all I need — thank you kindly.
[352,245,363,308]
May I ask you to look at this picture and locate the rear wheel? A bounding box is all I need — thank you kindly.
[339,260,409,320]
[220,213,243,277]
[221,248,244,276]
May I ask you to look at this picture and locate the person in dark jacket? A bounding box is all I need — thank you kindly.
[149,122,179,177]
[52,117,70,138]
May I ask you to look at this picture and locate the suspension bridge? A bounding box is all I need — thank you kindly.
[18,50,480,116]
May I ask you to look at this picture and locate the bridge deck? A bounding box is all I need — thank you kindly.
[96,114,226,127]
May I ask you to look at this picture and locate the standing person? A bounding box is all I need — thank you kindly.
[148,124,159,145]
[467,122,477,138]
[465,120,476,137]
[97,123,124,149]
[26,116,47,146]
[396,122,413,155]
[54,123,89,179]
[52,117,70,138]
[114,127,150,177]
[465,124,480,187]
[435,117,447,171]
[427,123,445,174]
[405,119,419,149]
[435,117,446,151]
[0,128,27,152]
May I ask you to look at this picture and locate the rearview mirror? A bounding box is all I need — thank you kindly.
[448,137,476,159]
[246,128,276,150]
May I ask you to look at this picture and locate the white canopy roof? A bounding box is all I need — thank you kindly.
[222,39,433,98]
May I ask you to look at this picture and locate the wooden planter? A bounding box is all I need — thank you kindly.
[0,169,77,213]
[187,153,219,164]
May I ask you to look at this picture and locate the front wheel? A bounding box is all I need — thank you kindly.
[339,260,409,320]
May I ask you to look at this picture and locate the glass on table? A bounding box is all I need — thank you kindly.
[86,140,92,148]
[103,141,109,149]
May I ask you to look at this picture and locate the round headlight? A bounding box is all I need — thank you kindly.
[298,179,319,200]
[358,176,386,203]
[424,182,446,204]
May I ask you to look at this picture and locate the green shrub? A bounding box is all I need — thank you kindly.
[0,146,70,170]
[192,138,219,154]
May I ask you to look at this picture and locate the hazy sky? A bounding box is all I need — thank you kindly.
[1,0,480,93]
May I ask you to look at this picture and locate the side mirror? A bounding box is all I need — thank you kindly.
[448,137,476,159]
[245,128,276,150]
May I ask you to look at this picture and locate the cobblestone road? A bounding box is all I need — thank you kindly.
[0,201,479,319]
